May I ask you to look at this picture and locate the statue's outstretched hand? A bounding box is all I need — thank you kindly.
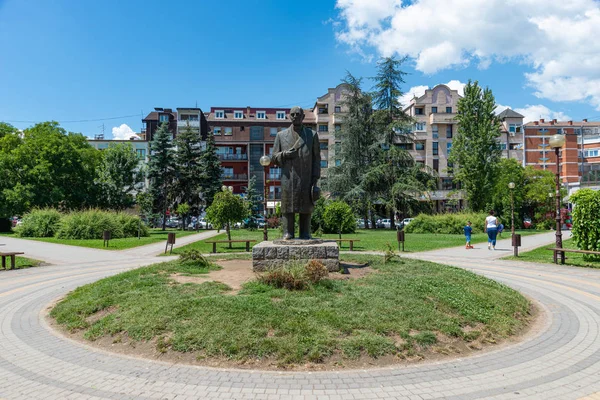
[284,148,298,159]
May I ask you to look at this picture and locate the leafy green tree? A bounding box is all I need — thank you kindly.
[147,122,175,230]
[200,133,223,210]
[0,121,100,217]
[570,189,600,259]
[176,203,190,230]
[491,158,525,229]
[205,190,249,247]
[328,72,378,228]
[244,175,261,215]
[322,200,356,238]
[448,80,502,211]
[95,143,145,210]
[522,166,566,225]
[173,124,203,215]
[0,122,18,139]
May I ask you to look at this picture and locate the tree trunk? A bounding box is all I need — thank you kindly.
[390,209,396,230]
[227,222,232,248]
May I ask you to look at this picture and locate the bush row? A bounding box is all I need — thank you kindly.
[405,212,488,234]
[16,208,148,239]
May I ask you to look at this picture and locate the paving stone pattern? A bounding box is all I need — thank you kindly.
[0,231,599,399]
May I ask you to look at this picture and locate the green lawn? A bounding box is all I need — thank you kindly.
[50,255,531,366]
[1,229,200,250]
[170,228,544,254]
[504,238,600,268]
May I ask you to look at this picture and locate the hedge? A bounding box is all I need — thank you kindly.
[404,212,488,234]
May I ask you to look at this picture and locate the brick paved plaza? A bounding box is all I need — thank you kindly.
[0,232,599,399]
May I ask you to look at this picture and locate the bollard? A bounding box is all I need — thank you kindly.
[103,230,111,248]
[165,232,176,254]
[512,233,521,257]
[397,229,405,252]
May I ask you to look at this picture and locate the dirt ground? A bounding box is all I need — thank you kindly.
[46,258,545,371]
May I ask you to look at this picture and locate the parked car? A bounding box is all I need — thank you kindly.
[401,218,414,228]
[165,218,180,229]
[244,215,267,229]
[380,219,392,229]
[356,219,371,229]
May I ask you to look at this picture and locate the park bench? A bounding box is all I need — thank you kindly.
[0,252,25,270]
[547,247,600,264]
[332,239,361,251]
[204,240,257,253]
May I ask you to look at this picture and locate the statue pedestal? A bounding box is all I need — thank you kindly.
[252,240,340,272]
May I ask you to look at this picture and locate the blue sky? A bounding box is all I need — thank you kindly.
[1,0,599,139]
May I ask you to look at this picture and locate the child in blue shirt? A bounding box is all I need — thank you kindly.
[464,221,473,249]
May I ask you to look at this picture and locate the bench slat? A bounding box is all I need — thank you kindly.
[0,252,25,256]
[547,248,600,255]
[332,239,360,242]
[205,240,256,244]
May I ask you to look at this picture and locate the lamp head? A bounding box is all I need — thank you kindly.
[508,182,515,189]
[259,155,271,167]
[222,185,227,192]
[228,186,233,192]
[549,134,566,149]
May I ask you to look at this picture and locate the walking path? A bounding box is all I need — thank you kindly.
[1,231,600,399]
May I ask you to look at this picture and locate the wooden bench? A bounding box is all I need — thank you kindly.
[332,239,361,251]
[0,252,25,270]
[204,240,257,253]
[547,247,600,264]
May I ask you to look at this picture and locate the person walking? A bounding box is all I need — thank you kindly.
[485,210,499,250]
[464,221,473,249]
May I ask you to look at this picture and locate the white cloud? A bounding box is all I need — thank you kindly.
[111,124,139,140]
[400,80,466,107]
[335,0,600,109]
[514,105,571,124]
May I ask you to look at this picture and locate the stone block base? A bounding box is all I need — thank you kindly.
[252,241,340,272]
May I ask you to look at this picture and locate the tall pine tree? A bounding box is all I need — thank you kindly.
[200,132,223,211]
[448,80,502,211]
[244,175,261,215]
[147,122,175,230]
[173,124,203,220]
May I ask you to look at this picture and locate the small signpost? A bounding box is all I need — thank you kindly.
[165,232,176,254]
[512,233,521,257]
[103,230,111,248]
[397,229,405,252]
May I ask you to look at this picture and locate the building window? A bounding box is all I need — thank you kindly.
[509,124,522,133]
[318,125,328,132]
[256,111,266,119]
[320,160,328,168]
[318,107,328,114]
[159,114,169,122]
[397,143,413,150]
[432,125,439,139]
[433,159,439,172]
[320,142,329,150]
[334,106,341,113]
[335,159,341,166]
[334,124,341,131]
[432,142,439,156]
[215,110,224,119]
[446,107,452,113]
[415,122,426,131]
[446,142,452,155]
[136,149,146,159]
[446,125,452,138]
[415,108,424,115]
[222,167,234,179]
[415,142,425,150]
[213,127,221,135]
[270,128,277,137]
[585,149,600,157]
[224,127,233,136]
[276,111,286,120]
[441,178,453,190]
[431,107,438,113]
[509,143,522,150]
[269,167,281,180]
[499,143,507,150]
[234,111,243,119]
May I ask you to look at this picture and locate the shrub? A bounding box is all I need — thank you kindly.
[16,208,62,237]
[179,249,209,267]
[405,212,487,234]
[311,197,328,232]
[304,260,329,283]
[267,216,280,229]
[322,201,356,234]
[54,210,148,240]
[570,189,600,260]
[0,218,11,233]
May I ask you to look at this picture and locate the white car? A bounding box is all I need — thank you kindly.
[381,219,392,229]
[402,218,414,227]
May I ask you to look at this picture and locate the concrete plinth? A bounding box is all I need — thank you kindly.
[252,240,340,272]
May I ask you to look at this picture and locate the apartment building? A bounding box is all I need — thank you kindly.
[524,119,600,196]
[206,84,349,212]
[498,108,525,164]
[141,107,208,141]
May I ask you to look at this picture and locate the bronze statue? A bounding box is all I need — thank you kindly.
[271,106,321,240]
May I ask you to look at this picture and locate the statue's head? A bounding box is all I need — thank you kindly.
[290,106,304,127]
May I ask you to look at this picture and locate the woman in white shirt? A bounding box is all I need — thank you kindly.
[484,210,499,250]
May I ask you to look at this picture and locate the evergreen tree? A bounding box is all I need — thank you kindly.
[448,80,502,211]
[173,124,203,217]
[147,122,175,230]
[244,175,261,215]
[200,132,223,210]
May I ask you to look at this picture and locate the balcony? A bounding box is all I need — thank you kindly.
[221,173,248,181]
[177,120,200,128]
[429,112,457,125]
[218,154,248,161]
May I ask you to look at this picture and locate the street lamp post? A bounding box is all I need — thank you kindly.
[508,182,518,256]
[549,133,566,264]
[259,155,272,241]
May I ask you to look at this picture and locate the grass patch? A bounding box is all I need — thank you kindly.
[1,228,199,250]
[170,228,545,254]
[51,254,531,366]
[504,237,600,268]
